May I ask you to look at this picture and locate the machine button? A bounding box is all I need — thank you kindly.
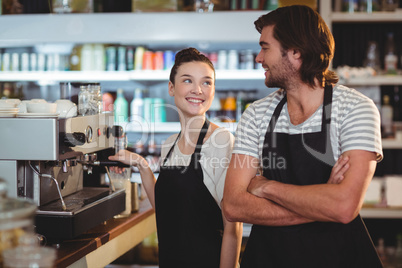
[86,126,93,143]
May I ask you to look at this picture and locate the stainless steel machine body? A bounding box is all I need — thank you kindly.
[0,113,125,240]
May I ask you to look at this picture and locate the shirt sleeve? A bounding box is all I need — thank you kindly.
[232,103,260,159]
[340,98,383,161]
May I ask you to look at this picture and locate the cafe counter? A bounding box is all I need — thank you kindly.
[54,199,156,268]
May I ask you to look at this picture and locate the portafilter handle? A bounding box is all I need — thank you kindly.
[92,160,130,168]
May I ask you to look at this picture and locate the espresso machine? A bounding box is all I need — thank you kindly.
[0,113,126,241]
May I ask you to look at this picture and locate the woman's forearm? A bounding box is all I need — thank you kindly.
[136,157,157,208]
[220,220,243,268]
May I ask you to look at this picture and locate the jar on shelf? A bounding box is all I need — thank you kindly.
[78,83,102,116]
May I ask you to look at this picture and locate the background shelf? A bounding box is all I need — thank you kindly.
[331,10,402,22]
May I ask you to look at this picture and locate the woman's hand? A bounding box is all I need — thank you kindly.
[108,150,149,170]
[327,155,349,184]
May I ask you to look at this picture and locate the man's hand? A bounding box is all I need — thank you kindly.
[247,155,350,199]
[247,175,272,198]
[327,155,349,184]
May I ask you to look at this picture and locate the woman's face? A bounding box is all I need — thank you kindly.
[168,61,215,119]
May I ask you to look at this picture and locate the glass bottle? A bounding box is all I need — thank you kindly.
[130,88,144,122]
[363,41,380,72]
[222,91,236,122]
[111,133,132,218]
[384,32,398,75]
[377,238,387,263]
[236,91,246,122]
[395,233,402,267]
[394,86,400,122]
[114,88,128,124]
[381,95,393,138]
[207,95,222,122]
[69,45,82,71]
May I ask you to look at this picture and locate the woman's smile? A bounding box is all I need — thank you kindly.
[186,97,204,105]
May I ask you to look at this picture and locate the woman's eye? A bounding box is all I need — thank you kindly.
[203,81,212,86]
[183,79,191,83]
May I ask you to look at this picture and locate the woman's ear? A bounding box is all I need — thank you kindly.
[168,81,175,96]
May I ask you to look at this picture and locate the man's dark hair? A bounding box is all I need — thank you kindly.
[254,5,338,87]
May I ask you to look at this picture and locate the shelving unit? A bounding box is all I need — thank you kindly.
[0,11,266,47]
[331,10,402,22]
[319,3,402,228]
[361,207,402,219]
[341,75,402,86]
[0,70,265,82]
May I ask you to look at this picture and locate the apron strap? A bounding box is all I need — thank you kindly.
[321,83,335,165]
[262,94,287,156]
[322,83,333,130]
[162,132,181,166]
[194,118,210,155]
[162,118,210,166]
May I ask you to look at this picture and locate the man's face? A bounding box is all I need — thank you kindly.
[255,25,297,90]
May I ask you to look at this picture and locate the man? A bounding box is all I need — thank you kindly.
[222,5,383,267]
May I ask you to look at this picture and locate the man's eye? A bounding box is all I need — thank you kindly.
[184,79,191,83]
[203,81,212,86]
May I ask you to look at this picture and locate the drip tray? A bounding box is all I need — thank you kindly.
[37,187,121,215]
[35,187,126,241]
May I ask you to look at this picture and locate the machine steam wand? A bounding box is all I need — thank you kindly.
[29,161,67,211]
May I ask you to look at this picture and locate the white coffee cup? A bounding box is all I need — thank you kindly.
[0,99,19,108]
[30,99,47,103]
[55,99,77,118]
[27,102,57,114]
[18,100,31,113]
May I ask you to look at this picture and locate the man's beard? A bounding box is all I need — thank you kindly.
[264,57,296,90]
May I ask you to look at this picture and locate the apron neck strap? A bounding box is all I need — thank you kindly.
[163,118,210,165]
[194,118,210,154]
[322,83,333,127]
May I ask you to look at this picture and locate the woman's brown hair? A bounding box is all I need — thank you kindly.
[169,47,216,84]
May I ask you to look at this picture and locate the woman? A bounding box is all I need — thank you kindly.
[109,47,242,268]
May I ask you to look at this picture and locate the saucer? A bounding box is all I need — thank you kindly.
[0,108,19,112]
[0,112,17,118]
[17,113,59,118]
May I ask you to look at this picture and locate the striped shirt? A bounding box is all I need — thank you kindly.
[233,85,383,166]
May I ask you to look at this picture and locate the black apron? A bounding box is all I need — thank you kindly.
[241,85,383,268]
[155,119,223,268]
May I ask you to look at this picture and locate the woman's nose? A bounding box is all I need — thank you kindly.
[191,85,202,94]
